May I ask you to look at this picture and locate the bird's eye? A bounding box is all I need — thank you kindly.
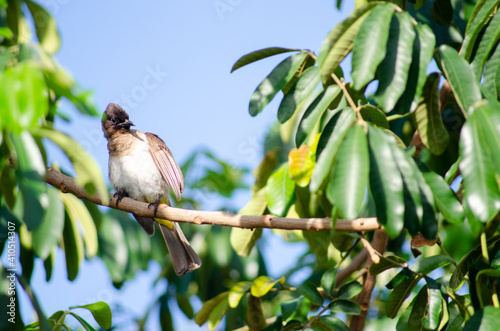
[111,118,118,124]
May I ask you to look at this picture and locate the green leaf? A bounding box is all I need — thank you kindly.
[296,85,341,146]
[410,255,453,274]
[438,45,482,116]
[408,24,437,113]
[483,42,500,97]
[0,62,49,133]
[321,268,337,297]
[473,103,500,171]
[10,131,48,230]
[370,254,407,275]
[336,281,363,300]
[70,301,112,330]
[423,277,443,330]
[231,47,299,72]
[460,105,500,223]
[251,276,284,297]
[228,281,252,308]
[470,11,500,79]
[97,212,128,285]
[61,204,84,281]
[326,124,368,220]
[359,104,389,129]
[33,128,109,205]
[351,4,395,90]
[374,12,416,112]
[310,109,356,193]
[252,150,279,194]
[328,299,362,315]
[68,312,97,331]
[318,2,380,84]
[297,281,323,305]
[194,292,229,326]
[461,0,499,61]
[176,294,194,319]
[450,236,500,290]
[266,163,296,216]
[407,286,428,330]
[318,315,350,331]
[386,274,420,318]
[32,186,64,259]
[249,52,309,117]
[413,73,450,155]
[60,193,98,258]
[278,66,320,123]
[463,306,500,331]
[419,164,465,224]
[25,0,61,54]
[368,126,405,238]
[207,297,229,331]
[231,188,266,256]
[281,297,310,323]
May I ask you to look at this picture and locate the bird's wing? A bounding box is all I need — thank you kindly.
[145,132,184,201]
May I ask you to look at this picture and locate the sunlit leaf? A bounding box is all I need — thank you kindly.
[249,52,309,117]
[351,4,395,90]
[438,45,482,116]
[463,306,500,331]
[318,2,380,84]
[0,62,48,133]
[231,188,266,256]
[266,163,295,216]
[251,276,284,297]
[326,124,368,220]
[374,12,416,112]
[336,281,363,300]
[289,143,316,187]
[33,128,109,205]
[194,292,229,327]
[70,301,112,330]
[470,11,500,79]
[459,104,500,223]
[310,109,356,193]
[296,85,341,146]
[278,66,320,123]
[10,131,48,230]
[25,0,61,54]
[228,281,252,308]
[32,186,64,259]
[60,193,98,258]
[461,0,499,61]
[367,126,404,238]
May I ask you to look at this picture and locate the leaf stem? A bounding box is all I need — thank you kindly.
[386,112,411,121]
[480,231,489,263]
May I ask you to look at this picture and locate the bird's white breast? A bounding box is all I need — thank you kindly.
[109,134,168,203]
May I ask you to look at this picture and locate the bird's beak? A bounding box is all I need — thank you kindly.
[119,120,135,128]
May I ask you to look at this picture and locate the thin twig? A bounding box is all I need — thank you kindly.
[358,232,381,264]
[45,167,381,232]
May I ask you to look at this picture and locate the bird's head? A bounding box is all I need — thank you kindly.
[102,103,135,138]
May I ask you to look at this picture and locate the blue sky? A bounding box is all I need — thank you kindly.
[16,1,356,329]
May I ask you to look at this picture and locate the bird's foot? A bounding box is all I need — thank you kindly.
[114,191,129,207]
[148,195,162,218]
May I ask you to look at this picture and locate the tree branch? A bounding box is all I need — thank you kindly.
[45,167,381,232]
[349,230,389,331]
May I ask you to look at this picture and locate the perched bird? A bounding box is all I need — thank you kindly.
[102,103,201,276]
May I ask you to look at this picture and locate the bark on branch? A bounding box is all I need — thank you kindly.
[45,167,381,232]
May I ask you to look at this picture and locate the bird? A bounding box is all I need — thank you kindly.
[101,103,201,276]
